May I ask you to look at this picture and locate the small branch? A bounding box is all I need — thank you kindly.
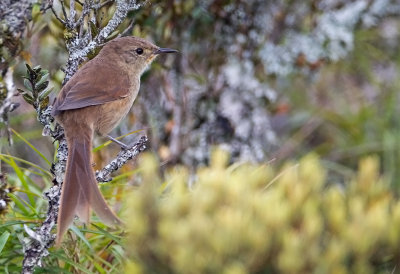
[69,0,76,25]
[96,136,148,182]
[60,0,69,24]
[75,0,84,6]
[22,104,67,273]
[120,19,135,36]
[50,5,66,25]
[96,0,114,10]
[75,0,93,30]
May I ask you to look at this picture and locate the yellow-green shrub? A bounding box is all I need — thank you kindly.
[124,151,400,274]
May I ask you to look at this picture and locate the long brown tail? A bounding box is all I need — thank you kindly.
[56,126,121,245]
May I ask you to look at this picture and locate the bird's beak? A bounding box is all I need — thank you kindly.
[154,48,178,54]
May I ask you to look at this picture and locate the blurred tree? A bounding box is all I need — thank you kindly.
[122,0,400,167]
[3,0,400,167]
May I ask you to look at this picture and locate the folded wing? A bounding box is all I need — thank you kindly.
[52,59,131,116]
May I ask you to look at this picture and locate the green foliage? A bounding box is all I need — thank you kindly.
[17,64,53,111]
[0,159,49,272]
[125,150,400,273]
[0,134,126,273]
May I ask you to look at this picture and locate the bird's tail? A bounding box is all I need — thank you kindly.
[56,126,121,245]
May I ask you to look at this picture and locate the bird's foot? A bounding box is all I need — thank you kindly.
[106,135,130,150]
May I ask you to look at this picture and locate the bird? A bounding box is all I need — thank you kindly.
[51,36,177,244]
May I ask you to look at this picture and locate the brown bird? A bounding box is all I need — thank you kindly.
[52,36,177,244]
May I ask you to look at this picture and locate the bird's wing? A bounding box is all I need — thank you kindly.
[52,60,131,116]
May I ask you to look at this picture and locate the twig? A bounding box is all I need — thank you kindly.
[120,19,135,36]
[75,0,84,6]
[75,0,93,30]
[96,136,148,182]
[50,5,66,24]
[60,0,69,25]
[96,0,114,10]
[69,0,76,25]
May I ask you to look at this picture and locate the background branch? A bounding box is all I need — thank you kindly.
[0,0,34,144]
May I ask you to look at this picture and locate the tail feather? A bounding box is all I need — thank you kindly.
[56,128,121,245]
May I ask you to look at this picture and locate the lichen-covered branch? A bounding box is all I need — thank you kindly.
[96,136,148,182]
[22,1,146,272]
[21,67,67,274]
[54,0,146,82]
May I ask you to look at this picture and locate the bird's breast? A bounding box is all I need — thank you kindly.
[95,85,139,136]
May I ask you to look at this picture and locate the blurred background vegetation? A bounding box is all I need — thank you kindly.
[1,0,400,273]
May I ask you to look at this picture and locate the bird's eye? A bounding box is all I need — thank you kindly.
[136,48,144,55]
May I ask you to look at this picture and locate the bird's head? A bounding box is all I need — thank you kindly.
[100,36,178,75]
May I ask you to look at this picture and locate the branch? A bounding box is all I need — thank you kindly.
[50,5,66,24]
[22,119,147,274]
[21,1,147,272]
[96,136,148,182]
[62,0,146,83]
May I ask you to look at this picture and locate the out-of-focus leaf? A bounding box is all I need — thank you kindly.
[0,231,10,255]
[70,225,93,251]
[8,193,31,216]
[0,220,32,229]
[0,154,52,177]
[7,157,35,206]
[51,253,93,274]
[32,3,41,22]
[11,128,51,166]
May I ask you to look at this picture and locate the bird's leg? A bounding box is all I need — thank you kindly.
[106,135,129,150]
